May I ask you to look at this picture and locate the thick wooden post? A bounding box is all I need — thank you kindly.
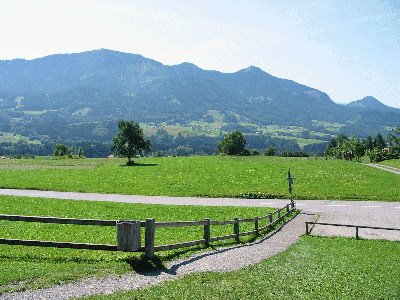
[269,214,273,226]
[286,204,290,213]
[278,209,281,220]
[306,222,309,235]
[254,217,259,236]
[356,226,359,239]
[203,218,211,246]
[116,220,141,252]
[234,218,239,242]
[145,218,155,259]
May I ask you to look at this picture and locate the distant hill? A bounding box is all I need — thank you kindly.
[0,49,399,156]
[347,96,399,113]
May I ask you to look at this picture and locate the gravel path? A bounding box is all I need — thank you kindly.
[366,163,400,174]
[0,212,316,300]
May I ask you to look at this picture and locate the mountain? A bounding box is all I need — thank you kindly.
[347,96,399,113]
[0,49,399,156]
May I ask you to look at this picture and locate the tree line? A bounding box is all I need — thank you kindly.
[325,127,400,162]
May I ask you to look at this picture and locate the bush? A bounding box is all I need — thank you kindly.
[264,146,276,156]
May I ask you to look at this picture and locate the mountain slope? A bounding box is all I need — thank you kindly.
[0,48,399,151]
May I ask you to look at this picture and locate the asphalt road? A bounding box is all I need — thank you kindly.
[1,188,399,241]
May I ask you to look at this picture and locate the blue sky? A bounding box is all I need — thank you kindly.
[1,0,399,108]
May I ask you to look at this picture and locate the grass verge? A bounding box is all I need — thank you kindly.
[84,235,400,300]
[0,195,283,293]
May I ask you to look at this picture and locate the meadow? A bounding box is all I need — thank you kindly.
[85,235,400,300]
[0,156,399,201]
[0,195,280,293]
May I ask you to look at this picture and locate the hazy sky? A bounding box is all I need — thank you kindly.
[1,0,399,108]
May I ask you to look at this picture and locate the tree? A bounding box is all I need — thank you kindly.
[364,135,374,150]
[54,144,71,157]
[374,132,386,149]
[77,146,83,157]
[217,130,247,155]
[387,126,400,158]
[111,120,151,165]
[264,145,276,156]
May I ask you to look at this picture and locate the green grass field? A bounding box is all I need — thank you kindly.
[0,156,399,201]
[85,235,400,300]
[0,195,279,293]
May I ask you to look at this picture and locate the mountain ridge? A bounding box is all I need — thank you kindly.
[0,48,399,156]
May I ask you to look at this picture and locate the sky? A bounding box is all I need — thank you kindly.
[1,0,399,108]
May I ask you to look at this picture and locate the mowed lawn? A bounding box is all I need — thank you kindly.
[0,156,399,201]
[85,235,400,300]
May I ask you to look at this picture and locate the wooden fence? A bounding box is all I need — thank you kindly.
[305,221,400,239]
[0,201,296,258]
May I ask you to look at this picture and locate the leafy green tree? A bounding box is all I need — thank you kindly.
[217,130,246,155]
[336,134,349,144]
[387,126,400,156]
[264,146,276,156]
[111,120,151,165]
[54,144,71,157]
[325,137,365,161]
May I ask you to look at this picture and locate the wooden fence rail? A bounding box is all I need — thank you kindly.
[305,221,400,238]
[0,201,296,258]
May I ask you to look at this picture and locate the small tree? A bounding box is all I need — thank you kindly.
[217,130,247,155]
[77,146,83,158]
[374,132,387,149]
[111,120,151,165]
[54,144,71,157]
[264,146,276,156]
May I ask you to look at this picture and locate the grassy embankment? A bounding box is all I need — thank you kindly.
[0,195,279,293]
[0,156,399,201]
[85,235,400,300]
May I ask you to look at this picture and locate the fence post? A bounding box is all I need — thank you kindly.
[269,214,273,226]
[116,220,141,252]
[286,204,290,213]
[254,216,259,236]
[204,218,211,247]
[356,226,359,239]
[278,209,281,220]
[234,218,239,242]
[306,222,309,235]
[145,218,155,259]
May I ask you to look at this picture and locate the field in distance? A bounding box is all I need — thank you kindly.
[0,156,399,202]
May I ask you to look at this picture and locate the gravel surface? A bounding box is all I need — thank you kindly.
[366,163,400,174]
[0,212,316,300]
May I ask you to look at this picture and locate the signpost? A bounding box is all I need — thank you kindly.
[287,168,294,203]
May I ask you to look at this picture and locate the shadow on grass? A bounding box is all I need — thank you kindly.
[122,162,158,167]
